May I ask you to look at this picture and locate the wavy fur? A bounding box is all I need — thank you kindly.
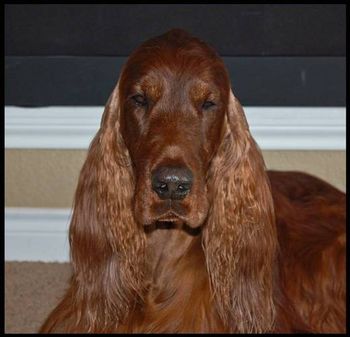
[40,84,147,332]
[203,92,277,332]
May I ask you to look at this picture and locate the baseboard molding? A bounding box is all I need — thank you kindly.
[5,208,72,262]
[5,106,346,150]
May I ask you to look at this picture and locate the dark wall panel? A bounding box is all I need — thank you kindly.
[5,56,345,107]
[5,4,345,56]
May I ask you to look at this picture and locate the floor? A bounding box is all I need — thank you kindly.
[5,262,72,333]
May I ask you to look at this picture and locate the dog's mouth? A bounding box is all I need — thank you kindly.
[145,212,201,236]
[154,212,185,228]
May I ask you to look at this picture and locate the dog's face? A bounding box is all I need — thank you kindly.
[119,30,231,229]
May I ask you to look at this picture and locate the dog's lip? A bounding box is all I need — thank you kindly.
[143,212,202,235]
[146,212,186,226]
[161,210,184,218]
[157,216,180,222]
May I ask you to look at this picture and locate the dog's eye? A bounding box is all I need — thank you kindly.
[131,94,148,107]
[202,100,216,110]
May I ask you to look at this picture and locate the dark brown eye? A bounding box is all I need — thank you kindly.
[131,94,148,107]
[202,100,216,110]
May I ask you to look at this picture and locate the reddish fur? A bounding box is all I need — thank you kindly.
[40,29,345,333]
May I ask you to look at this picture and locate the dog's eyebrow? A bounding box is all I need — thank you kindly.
[129,77,164,99]
[187,80,220,101]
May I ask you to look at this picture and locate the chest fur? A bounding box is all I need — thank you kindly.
[127,229,224,332]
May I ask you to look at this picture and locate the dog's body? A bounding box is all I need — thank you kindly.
[40,30,345,333]
[269,171,345,333]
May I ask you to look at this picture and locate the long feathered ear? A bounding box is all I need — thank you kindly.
[203,90,278,333]
[67,82,146,331]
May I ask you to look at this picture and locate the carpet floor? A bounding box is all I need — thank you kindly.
[5,262,72,333]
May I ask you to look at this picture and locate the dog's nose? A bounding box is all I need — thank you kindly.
[151,166,193,200]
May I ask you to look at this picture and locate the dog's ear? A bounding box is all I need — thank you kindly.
[67,82,146,331]
[203,90,278,332]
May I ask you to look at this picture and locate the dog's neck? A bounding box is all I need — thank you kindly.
[144,223,202,284]
[130,224,223,332]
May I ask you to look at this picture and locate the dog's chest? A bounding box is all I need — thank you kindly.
[133,277,223,333]
[128,231,224,332]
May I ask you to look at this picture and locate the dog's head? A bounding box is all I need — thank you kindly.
[118,29,230,229]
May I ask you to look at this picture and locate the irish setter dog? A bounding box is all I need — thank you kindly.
[40,29,345,333]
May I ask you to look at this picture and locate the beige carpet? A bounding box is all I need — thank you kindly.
[5,262,72,333]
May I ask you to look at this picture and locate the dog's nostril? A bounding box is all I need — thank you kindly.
[159,183,168,191]
[155,183,169,196]
[177,184,190,192]
[151,166,193,200]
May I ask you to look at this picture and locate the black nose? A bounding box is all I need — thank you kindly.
[151,166,193,200]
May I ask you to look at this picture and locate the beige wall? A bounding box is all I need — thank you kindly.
[5,149,346,208]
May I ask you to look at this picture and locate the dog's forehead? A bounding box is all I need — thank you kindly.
[129,49,219,77]
[120,31,230,98]
[134,67,217,93]
[125,51,225,92]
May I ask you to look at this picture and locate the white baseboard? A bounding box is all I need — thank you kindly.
[5,106,346,150]
[5,208,72,262]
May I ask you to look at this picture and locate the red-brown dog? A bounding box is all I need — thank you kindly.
[41,29,346,333]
